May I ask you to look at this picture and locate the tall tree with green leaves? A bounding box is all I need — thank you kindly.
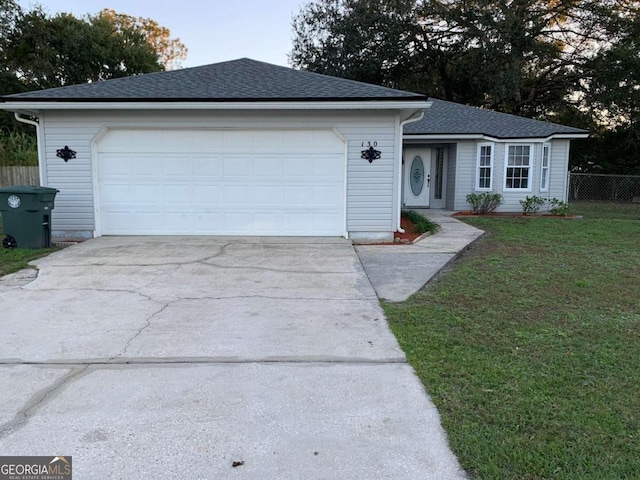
[292,0,635,114]
[96,9,188,70]
[291,0,640,172]
[2,7,187,91]
[0,3,187,134]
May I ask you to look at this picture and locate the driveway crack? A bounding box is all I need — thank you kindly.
[109,302,172,361]
[0,365,90,440]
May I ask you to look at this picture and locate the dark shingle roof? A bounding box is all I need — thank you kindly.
[1,58,425,102]
[405,98,588,138]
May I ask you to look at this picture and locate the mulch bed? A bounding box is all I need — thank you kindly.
[355,216,426,245]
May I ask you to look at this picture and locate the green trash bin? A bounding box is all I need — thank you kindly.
[0,186,59,249]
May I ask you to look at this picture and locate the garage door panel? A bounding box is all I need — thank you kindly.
[191,130,223,149]
[164,213,193,232]
[223,157,252,177]
[254,213,283,233]
[255,185,283,204]
[134,185,163,204]
[223,185,252,205]
[98,129,345,236]
[193,186,223,205]
[223,131,251,149]
[134,213,163,232]
[314,156,344,177]
[254,157,283,177]
[224,213,254,233]
[163,185,192,204]
[313,186,343,205]
[101,156,132,175]
[283,186,309,205]
[194,213,224,234]
[164,157,193,176]
[132,157,158,175]
[313,213,342,231]
[192,157,223,177]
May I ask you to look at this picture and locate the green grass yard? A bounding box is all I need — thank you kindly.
[0,213,57,276]
[384,202,640,479]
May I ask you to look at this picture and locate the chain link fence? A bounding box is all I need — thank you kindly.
[568,173,640,203]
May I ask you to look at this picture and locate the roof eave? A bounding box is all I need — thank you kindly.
[0,99,430,111]
[403,132,589,142]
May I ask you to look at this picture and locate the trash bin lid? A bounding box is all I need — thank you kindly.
[0,186,59,195]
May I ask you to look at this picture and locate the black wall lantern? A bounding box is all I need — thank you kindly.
[361,146,381,163]
[56,146,76,162]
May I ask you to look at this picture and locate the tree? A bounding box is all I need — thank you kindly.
[94,9,187,70]
[292,0,625,114]
[291,0,640,173]
[1,5,187,92]
[0,4,187,133]
[3,8,172,90]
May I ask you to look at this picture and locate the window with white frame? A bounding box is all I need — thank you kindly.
[504,144,533,190]
[476,143,494,190]
[540,143,550,192]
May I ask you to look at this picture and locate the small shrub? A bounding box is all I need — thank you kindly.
[466,192,503,214]
[548,198,569,216]
[401,210,439,234]
[520,195,546,215]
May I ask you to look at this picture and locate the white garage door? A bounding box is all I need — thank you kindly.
[96,129,346,236]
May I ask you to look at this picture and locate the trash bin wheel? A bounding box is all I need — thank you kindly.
[2,235,17,249]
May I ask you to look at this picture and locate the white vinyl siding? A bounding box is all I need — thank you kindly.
[503,144,533,191]
[475,142,494,191]
[454,139,572,212]
[540,143,551,192]
[549,139,570,203]
[40,110,401,239]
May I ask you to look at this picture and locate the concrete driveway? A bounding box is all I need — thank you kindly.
[0,237,465,479]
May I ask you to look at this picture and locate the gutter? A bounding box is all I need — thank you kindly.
[0,100,431,111]
[14,112,45,187]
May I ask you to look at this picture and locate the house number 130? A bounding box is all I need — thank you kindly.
[361,141,378,147]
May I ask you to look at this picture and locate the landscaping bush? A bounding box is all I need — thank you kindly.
[520,195,546,214]
[466,192,503,214]
[548,198,569,216]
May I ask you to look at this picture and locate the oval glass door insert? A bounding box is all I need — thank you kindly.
[410,156,424,196]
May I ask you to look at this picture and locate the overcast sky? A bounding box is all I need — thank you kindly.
[17,0,307,68]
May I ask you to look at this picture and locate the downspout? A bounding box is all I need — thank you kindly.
[397,109,425,233]
[14,112,45,186]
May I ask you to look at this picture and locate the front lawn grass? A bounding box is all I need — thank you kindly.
[0,213,56,277]
[384,202,640,479]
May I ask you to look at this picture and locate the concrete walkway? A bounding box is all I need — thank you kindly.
[0,236,467,479]
[357,211,484,302]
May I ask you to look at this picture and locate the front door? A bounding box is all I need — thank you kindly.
[403,149,431,208]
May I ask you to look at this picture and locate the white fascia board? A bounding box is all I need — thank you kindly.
[403,132,589,142]
[404,134,485,141]
[550,133,590,139]
[0,100,431,111]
